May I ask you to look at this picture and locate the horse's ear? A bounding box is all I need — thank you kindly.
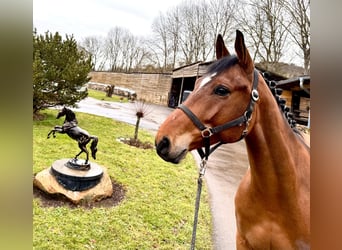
[216,34,230,59]
[234,30,254,74]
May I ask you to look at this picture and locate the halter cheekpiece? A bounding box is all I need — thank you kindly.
[178,68,259,160]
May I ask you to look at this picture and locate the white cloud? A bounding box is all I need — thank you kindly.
[33,0,184,40]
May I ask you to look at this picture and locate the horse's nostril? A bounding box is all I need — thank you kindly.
[156,136,170,155]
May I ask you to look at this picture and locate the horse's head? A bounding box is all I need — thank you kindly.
[56,106,77,123]
[56,107,68,119]
[155,30,260,163]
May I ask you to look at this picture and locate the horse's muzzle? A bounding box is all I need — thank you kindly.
[155,136,187,164]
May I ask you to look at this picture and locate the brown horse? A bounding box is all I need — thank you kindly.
[155,30,310,249]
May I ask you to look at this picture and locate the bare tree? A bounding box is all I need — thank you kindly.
[151,0,238,68]
[122,35,150,72]
[131,37,152,72]
[80,35,105,70]
[166,7,181,69]
[144,37,163,71]
[152,0,209,67]
[104,27,147,72]
[105,27,125,71]
[152,12,170,72]
[177,0,211,64]
[281,0,310,73]
[82,0,308,73]
[207,0,237,60]
[120,31,137,71]
[238,0,290,63]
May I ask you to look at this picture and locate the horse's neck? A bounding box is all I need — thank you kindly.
[64,112,77,124]
[244,82,309,198]
[64,118,76,124]
[63,113,78,128]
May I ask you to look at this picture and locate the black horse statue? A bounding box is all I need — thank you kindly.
[47,107,98,167]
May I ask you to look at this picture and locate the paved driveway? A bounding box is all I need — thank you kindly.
[73,97,249,249]
[73,97,174,131]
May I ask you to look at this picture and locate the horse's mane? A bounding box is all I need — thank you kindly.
[261,72,304,138]
[64,108,78,124]
[207,55,239,75]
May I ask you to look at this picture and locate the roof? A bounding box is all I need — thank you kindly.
[255,62,306,79]
[172,61,203,72]
[277,75,310,95]
[172,61,214,78]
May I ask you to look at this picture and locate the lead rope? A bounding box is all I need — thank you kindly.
[190,135,210,250]
[190,158,207,250]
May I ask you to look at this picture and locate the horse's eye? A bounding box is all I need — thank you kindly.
[214,85,230,96]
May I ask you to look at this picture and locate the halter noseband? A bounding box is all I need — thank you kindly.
[177,69,259,160]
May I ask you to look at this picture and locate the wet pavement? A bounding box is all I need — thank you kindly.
[73,97,250,249]
[72,97,174,131]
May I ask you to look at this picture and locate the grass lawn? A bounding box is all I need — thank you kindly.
[87,88,128,102]
[33,110,213,249]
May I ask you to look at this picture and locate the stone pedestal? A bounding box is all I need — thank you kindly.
[51,158,103,191]
[34,159,113,204]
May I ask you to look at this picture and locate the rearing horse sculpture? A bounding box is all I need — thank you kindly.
[47,107,98,166]
[155,30,310,249]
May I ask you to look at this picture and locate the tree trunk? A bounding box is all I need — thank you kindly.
[134,117,141,140]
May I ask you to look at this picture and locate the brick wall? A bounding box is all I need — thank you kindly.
[88,71,172,105]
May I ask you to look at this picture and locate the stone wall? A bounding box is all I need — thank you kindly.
[88,71,172,105]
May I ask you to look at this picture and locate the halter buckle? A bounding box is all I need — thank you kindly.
[201,127,213,138]
[251,89,259,102]
[199,159,207,177]
[242,128,248,137]
[242,111,252,137]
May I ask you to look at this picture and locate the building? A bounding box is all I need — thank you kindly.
[276,76,310,126]
[168,61,212,108]
[255,62,310,127]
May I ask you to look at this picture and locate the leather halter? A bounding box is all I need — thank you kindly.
[178,69,260,160]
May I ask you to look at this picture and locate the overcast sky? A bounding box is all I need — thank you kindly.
[33,0,184,41]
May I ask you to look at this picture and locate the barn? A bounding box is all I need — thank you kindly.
[276,76,310,126]
[255,62,310,127]
[168,61,212,108]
